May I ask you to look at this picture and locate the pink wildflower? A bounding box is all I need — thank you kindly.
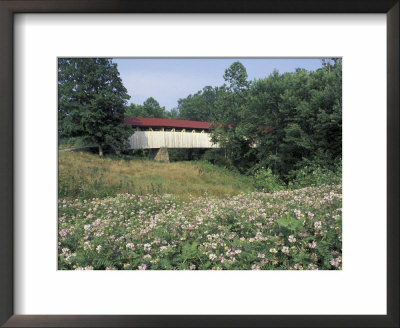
[138,264,147,270]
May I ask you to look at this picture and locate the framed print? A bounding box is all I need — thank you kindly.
[1,0,398,327]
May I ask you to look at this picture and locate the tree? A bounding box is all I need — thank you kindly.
[125,97,167,118]
[177,86,223,122]
[167,108,180,119]
[142,97,166,118]
[246,60,342,180]
[223,61,250,93]
[211,62,256,172]
[58,58,131,156]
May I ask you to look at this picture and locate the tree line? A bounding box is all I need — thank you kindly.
[58,58,341,183]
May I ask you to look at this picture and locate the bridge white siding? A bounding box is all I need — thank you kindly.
[128,131,219,149]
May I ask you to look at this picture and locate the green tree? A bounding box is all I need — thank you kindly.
[58,58,131,156]
[167,108,180,119]
[223,61,250,93]
[246,60,342,180]
[125,97,167,118]
[142,97,167,118]
[211,61,256,172]
[125,103,144,117]
[177,86,223,122]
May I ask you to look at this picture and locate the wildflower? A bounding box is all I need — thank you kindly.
[138,264,147,270]
[96,245,102,253]
[288,235,296,243]
[314,221,322,230]
[307,241,317,249]
[95,231,104,237]
[226,250,235,258]
[299,231,308,238]
[59,228,68,238]
[189,264,196,270]
[209,253,217,261]
[257,253,265,259]
[143,254,152,259]
[84,241,91,250]
[330,257,341,268]
[269,248,278,253]
[281,246,289,255]
[293,263,303,270]
[251,264,261,270]
[126,243,135,250]
[61,248,70,254]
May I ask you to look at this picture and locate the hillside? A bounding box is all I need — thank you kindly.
[58,152,255,201]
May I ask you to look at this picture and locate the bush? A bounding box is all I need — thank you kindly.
[202,149,231,168]
[290,163,341,189]
[253,168,285,193]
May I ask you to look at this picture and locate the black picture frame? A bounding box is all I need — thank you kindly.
[0,1,398,327]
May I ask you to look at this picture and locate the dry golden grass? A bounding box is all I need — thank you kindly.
[58,151,254,201]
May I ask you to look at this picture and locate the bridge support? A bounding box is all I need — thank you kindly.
[149,147,169,162]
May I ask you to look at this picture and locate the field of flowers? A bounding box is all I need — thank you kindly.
[58,184,342,270]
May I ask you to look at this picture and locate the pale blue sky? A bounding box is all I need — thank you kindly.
[113,58,324,111]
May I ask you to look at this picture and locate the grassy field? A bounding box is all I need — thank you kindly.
[59,152,255,201]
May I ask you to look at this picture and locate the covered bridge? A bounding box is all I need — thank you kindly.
[124,117,220,161]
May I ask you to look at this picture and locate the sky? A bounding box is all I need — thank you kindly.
[113,58,324,111]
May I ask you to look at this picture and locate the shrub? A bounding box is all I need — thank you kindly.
[290,163,341,189]
[253,168,285,193]
[202,149,231,168]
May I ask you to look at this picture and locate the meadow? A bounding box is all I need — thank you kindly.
[58,153,342,270]
[59,152,254,201]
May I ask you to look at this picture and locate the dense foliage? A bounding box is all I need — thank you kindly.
[175,59,342,182]
[125,97,168,118]
[59,184,342,270]
[58,58,131,156]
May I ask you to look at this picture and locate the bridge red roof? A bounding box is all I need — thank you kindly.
[124,117,215,130]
